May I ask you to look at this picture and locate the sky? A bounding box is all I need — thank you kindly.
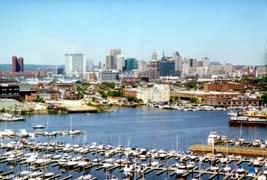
[0,0,266,65]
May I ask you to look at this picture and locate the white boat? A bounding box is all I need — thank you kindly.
[207,131,220,145]
[0,113,25,121]
[33,124,45,129]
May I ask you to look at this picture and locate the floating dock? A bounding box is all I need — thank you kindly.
[189,144,267,157]
[229,120,267,126]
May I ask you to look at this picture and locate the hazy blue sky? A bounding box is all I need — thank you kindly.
[0,0,266,65]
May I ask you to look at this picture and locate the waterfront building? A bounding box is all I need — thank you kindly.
[125,58,138,72]
[19,83,37,102]
[123,84,170,103]
[203,80,245,92]
[12,56,24,73]
[122,88,137,97]
[0,79,20,100]
[65,53,86,78]
[171,89,261,107]
[38,89,60,101]
[137,84,170,103]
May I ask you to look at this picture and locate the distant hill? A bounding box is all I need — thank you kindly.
[0,64,64,71]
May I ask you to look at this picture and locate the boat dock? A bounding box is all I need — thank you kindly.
[229,119,267,126]
[189,144,267,157]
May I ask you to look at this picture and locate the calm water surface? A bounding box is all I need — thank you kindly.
[2,107,266,150]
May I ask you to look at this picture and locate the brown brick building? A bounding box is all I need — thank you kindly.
[203,80,245,92]
[122,88,137,97]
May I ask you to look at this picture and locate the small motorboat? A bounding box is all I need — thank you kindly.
[33,124,45,129]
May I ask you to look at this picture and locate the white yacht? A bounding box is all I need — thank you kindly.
[0,113,25,121]
[207,131,220,145]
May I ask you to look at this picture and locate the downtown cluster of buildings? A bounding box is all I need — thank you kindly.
[0,51,265,110]
[63,49,267,82]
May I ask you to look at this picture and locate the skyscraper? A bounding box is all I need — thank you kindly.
[12,56,24,73]
[116,55,125,72]
[106,55,116,70]
[125,58,138,72]
[86,58,94,72]
[106,48,121,70]
[65,53,86,78]
[159,60,177,76]
[173,51,183,76]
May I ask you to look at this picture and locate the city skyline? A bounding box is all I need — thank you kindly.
[0,0,266,65]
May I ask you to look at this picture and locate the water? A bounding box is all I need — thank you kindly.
[1,107,266,179]
[2,106,267,150]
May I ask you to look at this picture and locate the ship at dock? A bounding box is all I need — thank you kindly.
[228,108,267,126]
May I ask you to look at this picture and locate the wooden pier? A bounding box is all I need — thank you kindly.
[189,144,267,157]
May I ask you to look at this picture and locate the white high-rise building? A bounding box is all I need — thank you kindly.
[65,53,86,78]
[116,55,125,72]
[138,60,148,72]
[173,51,183,76]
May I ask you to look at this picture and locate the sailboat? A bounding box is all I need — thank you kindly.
[33,115,45,129]
[69,116,81,135]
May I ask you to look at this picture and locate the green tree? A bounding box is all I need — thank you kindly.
[34,96,45,103]
[262,94,267,105]
[98,90,107,98]
[107,90,122,97]
[190,97,199,103]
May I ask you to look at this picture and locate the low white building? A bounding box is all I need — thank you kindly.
[137,84,170,103]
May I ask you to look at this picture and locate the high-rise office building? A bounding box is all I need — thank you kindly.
[65,53,86,78]
[110,49,121,57]
[116,55,125,72]
[106,48,121,70]
[86,58,94,72]
[173,51,183,76]
[159,60,177,76]
[125,58,138,72]
[106,55,116,70]
[12,56,24,73]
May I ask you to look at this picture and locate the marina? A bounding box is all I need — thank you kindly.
[1,136,267,180]
[0,107,266,179]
